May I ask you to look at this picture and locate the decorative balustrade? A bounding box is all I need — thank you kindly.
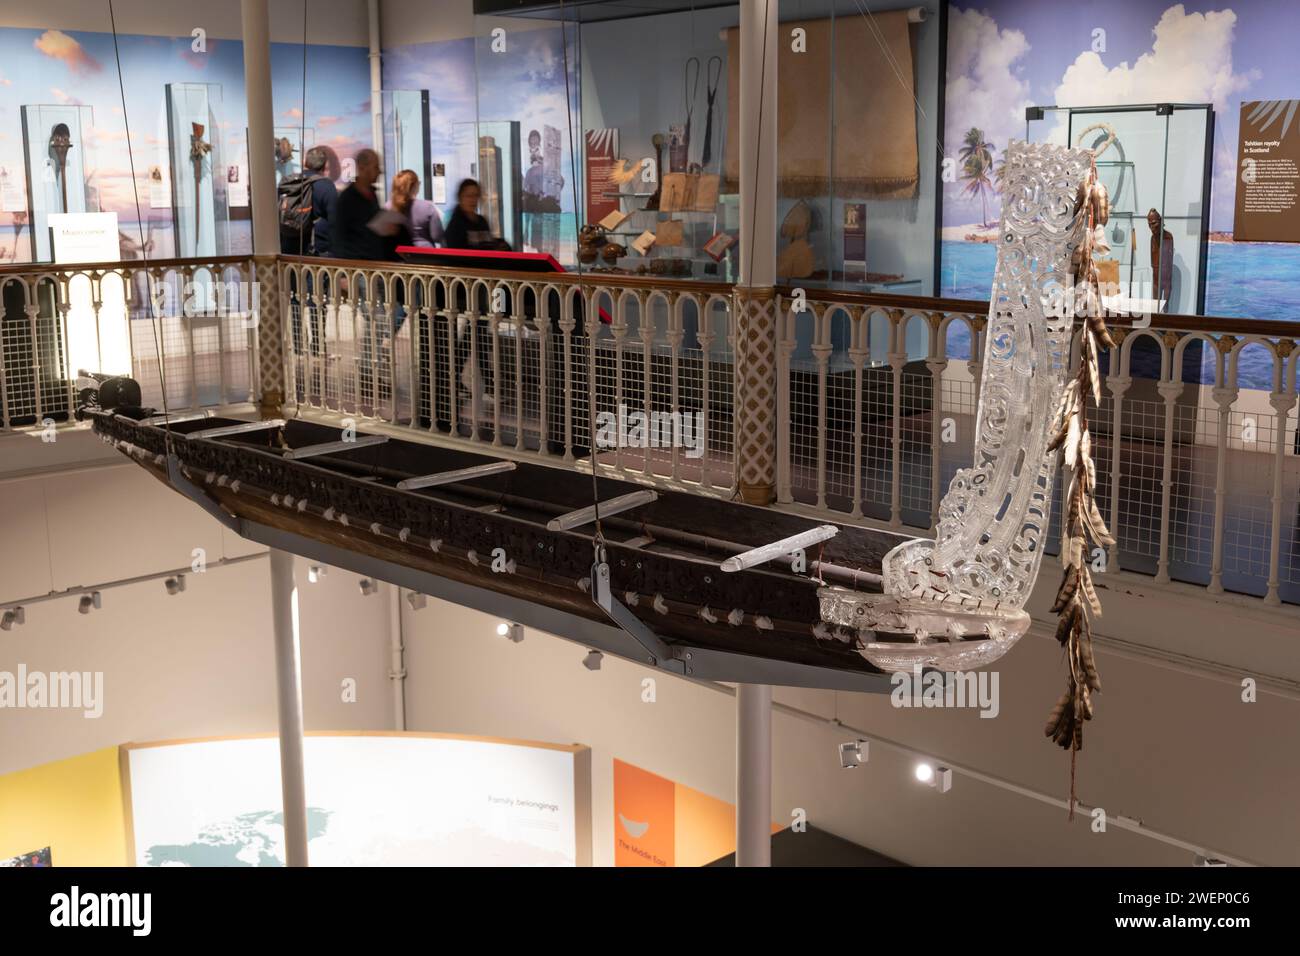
[0,255,258,430]
[776,286,1300,606]
[5,251,1296,608]
[278,256,738,496]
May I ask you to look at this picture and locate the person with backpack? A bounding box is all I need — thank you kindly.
[278,147,336,256]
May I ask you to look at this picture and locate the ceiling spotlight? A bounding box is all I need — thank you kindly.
[1,606,24,631]
[405,592,427,611]
[358,577,377,596]
[308,565,327,584]
[79,591,102,614]
[915,762,951,793]
[583,649,603,671]
[164,574,187,595]
[498,621,523,643]
[838,739,868,769]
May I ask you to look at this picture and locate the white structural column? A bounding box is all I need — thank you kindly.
[242,0,278,255]
[387,583,407,730]
[269,549,309,867]
[241,0,287,417]
[736,683,773,867]
[368,0,385,197]
[733,0,778,870]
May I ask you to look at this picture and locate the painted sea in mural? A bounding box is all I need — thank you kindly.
[941,239,1296,390]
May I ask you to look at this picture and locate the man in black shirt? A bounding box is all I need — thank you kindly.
[332,148,388,261]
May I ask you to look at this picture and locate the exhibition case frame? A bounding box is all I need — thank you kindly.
[1026,102,1215,316]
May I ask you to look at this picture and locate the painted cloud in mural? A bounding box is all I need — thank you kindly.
[1053,6,1254,126]
[34,30,103,76]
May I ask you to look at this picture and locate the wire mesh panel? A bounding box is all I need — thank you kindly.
[1167,397,1217,585]
[1220,404,1279,597]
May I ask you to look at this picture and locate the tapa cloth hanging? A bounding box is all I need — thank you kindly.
[722,12,919,199]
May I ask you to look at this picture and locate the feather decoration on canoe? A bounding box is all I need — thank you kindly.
[1046,156,1116,819]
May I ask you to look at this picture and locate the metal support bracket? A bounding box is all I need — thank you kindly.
[590,558,684,673]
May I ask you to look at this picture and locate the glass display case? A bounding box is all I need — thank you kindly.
[1027,103,1214,316]
[19,103,96,262]
[454,119,523,252]
[273,125,316,185]
[382,90,431,196]
[165,82,230,259]
[772,0,941,299]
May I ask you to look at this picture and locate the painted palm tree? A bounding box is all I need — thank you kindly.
[959,127,996,227]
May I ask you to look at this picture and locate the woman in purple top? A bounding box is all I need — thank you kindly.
[390,170,444,247]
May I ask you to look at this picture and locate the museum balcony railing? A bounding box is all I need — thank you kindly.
[0,254,258,430]
[4,253,1298,609]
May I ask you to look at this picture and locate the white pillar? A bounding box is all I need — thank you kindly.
[269,548,309,867]
[241,0,279,257]
[387,583,407,731]
[368,0,385,200]
[737,0,778,288]
[735,683,773,867]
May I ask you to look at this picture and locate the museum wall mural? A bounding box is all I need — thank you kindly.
[0,27,371,263]
[942,0,1300,346]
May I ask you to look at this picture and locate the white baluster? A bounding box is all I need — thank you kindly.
[1265,387,1296,605]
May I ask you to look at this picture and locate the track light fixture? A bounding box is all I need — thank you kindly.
[164,574,187,595]
[405,592,427,611]
[358,578,377,596]
[79,591,102,615]
[582,649,603,671]
[838,739,868,769]
[914,762,952,793]
[1,606,24,631]
[308,565,327,584]
[497,621,523,643]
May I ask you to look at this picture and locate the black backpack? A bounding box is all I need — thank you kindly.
[278,173,323,250]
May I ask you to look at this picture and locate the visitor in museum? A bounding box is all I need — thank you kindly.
[391,169,444,247]
[444,178,508,251]
[277,147,336,257]
[333,148,404,261]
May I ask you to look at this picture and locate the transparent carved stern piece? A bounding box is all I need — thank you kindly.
[818,140,1091,672]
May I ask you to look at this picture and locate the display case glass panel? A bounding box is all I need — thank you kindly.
[165,82,230,259]
[19,104,96,262]
[273,125,316,186]
[454,119,522,252]
[1027,103,1213,316]
[774,0,941,300]
[382,90,431,197]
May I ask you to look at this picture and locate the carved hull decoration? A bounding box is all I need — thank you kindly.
[820,141,1094,671]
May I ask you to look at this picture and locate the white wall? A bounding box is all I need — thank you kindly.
[400,593,1300,866]
[0,455,393,775]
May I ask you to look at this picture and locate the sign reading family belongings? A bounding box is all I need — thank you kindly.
[1234,99,1300,243]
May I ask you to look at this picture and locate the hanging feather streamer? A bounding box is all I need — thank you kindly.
[1048,157,1116,820]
